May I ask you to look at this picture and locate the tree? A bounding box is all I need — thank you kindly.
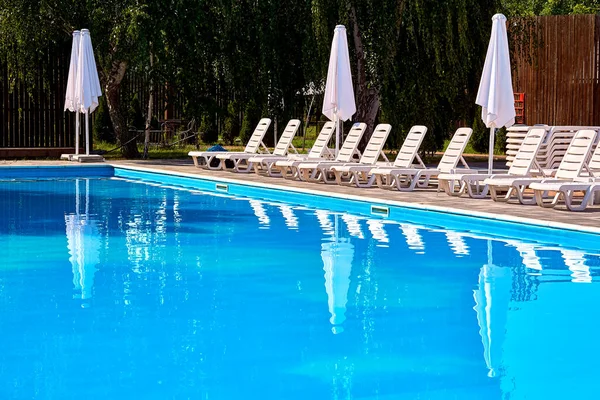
[501,0,600,16]
[312,0,500,153]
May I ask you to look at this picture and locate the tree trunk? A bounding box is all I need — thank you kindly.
[105,60,140,158]
[143,50,154,159]
[348,3,380,151]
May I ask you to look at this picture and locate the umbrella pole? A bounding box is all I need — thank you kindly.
[85,112,90,155]
[75,112,80,155]
[335,110,339,157]
[488,127,496,174]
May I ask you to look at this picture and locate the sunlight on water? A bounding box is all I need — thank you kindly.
[0,177,599,399]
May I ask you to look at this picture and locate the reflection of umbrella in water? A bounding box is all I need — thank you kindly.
[473,240,512,377]
[319,213,354,334]
[65,179,101,304]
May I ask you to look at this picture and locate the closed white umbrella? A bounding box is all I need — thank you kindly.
[65,31,81,154]
[476,14,515,174]
[74,29,102,156]
[323,25,356,156]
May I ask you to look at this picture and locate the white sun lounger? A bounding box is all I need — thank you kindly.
[330,125,427,187]
[217,119,301,173]
[438,127,549,198]
[249,121,336,177]
[310,123,392,185]
[371,127,473,191]
[276,123,365,180]
[294,123,368,182]
[528,132,600,210]
[485,129,597,205]
[188,118,272,169]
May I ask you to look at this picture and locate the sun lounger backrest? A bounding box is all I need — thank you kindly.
[308,121,335,159]
[437,127,473,173]
[587,141,600,175]
[272,119,301,156]
[359,124,392,165]
[507,127,547,176]
[554,129,596,180]
[336,122,367,162]
[244,118,272,153]
[393,125,428,168]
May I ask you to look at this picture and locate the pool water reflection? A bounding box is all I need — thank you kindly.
[0,177,599,399]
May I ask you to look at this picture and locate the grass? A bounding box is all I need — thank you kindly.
[95,125,506,161]
[441,139,505,156]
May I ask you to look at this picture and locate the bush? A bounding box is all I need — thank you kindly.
[470,116,489,153]
[93,96,115,143]
[223,100,240,145]
[239,100,261,144]
[128,94,145,130]
[199,114,218,144]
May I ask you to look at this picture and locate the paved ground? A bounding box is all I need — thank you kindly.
[3,158,600,231]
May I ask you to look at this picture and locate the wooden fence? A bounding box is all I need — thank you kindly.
[1,45,76,150]
[511,14,600,126]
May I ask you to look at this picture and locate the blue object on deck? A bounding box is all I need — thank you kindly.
[208,144,226,151]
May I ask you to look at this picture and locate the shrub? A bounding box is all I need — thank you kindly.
[223,100,240,145]
[93,96,115,143]
[239,100,261,144]
[199,114,218,144]
[127,94,145,130]
[470,116,489,153]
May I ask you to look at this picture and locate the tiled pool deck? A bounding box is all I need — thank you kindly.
[2,159,599,232]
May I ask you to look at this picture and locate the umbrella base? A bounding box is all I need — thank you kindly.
[61,154,105,163]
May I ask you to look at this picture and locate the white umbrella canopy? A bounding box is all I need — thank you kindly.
[74,29,102,155]
[64,31,81,154]
[476,14,515,174]
[322,25,356,156]
[64,31,81,113]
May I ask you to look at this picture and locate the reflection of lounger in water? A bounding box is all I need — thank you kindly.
[562,249,592,283]
[341,214,364,239]
[509,241,542,271]
[445,231,469,256]
[315,210,335,237]
[278,205,298,230]
[399,224,425,252]
[367,219,391,244]
[249,200,270,228]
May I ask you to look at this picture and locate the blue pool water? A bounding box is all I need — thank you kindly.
[1,176,599,399]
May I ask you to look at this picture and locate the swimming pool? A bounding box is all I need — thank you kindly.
[0,167,599,399]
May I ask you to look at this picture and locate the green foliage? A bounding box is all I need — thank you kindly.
[93,96,115,143]
[223,100,240,145]
[127,94,144,130]
[495,127,507,154]
[471,115,489,153]
[240,100,261,144]
[501,0,600,16]
[3,0,551,158]
[199,114,218,144]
